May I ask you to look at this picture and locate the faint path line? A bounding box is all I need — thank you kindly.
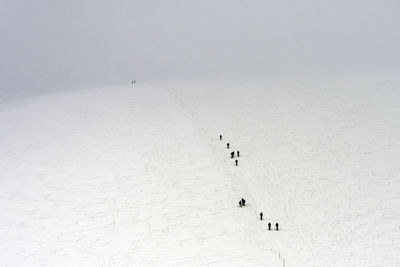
[167,87,282,266]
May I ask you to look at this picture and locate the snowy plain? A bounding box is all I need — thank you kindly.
[1,71,400,266]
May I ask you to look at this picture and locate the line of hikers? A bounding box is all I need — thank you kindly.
[220,135,280,232]
[239,203,280,230]
[260,212,280,231]
[220,135,239,166]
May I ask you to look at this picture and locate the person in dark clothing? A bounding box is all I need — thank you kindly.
[239,200,243,207]
[260,212,263,220]
[235,159,238,166]
[241,198,246,206]
[268,222,271,231]
[231,151,235,158]
[275,222,279,231]
[227,143,230,149]
[237,151,240,157]
[219,135,222,140]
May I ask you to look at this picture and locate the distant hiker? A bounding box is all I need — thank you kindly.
[237,151,240,157]
[260,212,263,220]
[235,159,238,166]
[239,200,243,207]
[231,151,235,158]
[268,222,271,231]
[227,143,230,149]
[134,80,136,84]
[275,222,279,231]
[219,135,222,140]
[131,81,134,84]
[241,198,246,206]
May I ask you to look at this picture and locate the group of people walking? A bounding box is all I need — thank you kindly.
[239,198,246,207]
[260,212,279,231]
[230,150,239,166]
[220,135,239,166]
[220,134,280,232]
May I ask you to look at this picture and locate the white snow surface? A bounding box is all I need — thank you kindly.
[1,72,400,266]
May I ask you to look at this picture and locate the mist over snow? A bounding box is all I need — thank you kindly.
[1,0,400,101]
[1,1,400,266]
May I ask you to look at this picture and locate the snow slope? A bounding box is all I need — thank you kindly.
[0,86,279,266]
[1,72,400,266]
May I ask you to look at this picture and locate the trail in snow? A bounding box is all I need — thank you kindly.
[0,85,280,266]
[1,73,400,266]
[169,73,400,267]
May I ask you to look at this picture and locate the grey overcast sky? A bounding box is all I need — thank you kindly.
[1,0,399,101]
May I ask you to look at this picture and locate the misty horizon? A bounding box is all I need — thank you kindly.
[1,0,399,101]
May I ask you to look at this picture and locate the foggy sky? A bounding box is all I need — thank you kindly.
[1,0,399,101]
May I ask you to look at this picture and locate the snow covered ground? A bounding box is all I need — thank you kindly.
[1,71,400,266]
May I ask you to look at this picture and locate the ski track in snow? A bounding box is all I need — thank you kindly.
[1,73,400,266]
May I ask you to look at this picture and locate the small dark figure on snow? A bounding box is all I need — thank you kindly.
[268,222,271,231]
[275,222,279,231]
[220,135,222,140]
[260,212,263,220]
[235,159,238,166]
[241,198,246,206]
[237,151,240,157]
[227,143,230,149]
[239,200,243,207]
[231,151,235,158]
